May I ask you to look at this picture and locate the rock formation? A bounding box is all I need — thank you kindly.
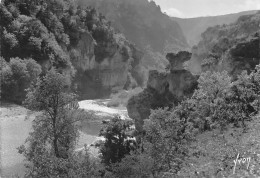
[78,0,189,73]
[188,12,260,77]
[0,2,145,101]
[71,32,144,99]
[127,51,198,132]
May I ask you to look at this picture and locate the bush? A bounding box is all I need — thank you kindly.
[143,107,195,174]
[99,117,136,166]
[0,57,41,103]
[189,70,259,131]
[105,152,154,178]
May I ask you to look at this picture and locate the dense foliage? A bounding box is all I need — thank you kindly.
[104,66,260,177]
[1,0,140,101]
[99,117,136,166]
[0,57,41,103]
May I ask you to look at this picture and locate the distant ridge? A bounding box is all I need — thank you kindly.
[171,10,258,46]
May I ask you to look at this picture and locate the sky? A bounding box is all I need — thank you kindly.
[152,0,260,18]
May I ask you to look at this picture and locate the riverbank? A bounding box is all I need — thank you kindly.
[0,103,35,177]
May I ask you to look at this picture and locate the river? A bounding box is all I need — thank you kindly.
[0,100,129,177]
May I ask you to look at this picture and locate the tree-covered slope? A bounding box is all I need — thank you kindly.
[0,0,145,101]
[77,0,189,73]
[188,11,260,76]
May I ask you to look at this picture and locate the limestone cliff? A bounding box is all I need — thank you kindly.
[188,12,260,77]
[0,1,145,100]
[78,0,189,77]
[71,32,144,99]
[127,51,198,132]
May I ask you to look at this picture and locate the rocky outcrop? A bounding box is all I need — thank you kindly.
[79,0,188,53]
[201,34,260,77]
[146,70,168,94]
[166,51,192,71]
[188,12,260,77]
[71,32,144,99]
[78,0,189,75]
[0,1,145,101]
[127,51,198,132]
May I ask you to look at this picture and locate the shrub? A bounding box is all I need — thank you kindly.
[106,152,154,178]
[0,57,41,103]
[143,107,195,174]
[99,117,136,166]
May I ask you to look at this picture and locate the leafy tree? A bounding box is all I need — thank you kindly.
[190,71,232,130]
[25,58,42,82]
[0,57,41,103]
[18,69,95,177]
[3,28,18,49]
[99,117,136,166]
[0,57,12,100]
[225,71,257,128]
[143,107,195,175]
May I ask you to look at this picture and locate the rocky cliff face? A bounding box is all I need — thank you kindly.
[0,1,145,100]
[71,32,144,99]
[78,0,189,77]
[79,0,188,53]
[188,12,260,77]
[127,51,198,132]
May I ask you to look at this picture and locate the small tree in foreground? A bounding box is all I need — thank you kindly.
[143,107,195,176]
[18,69,97,177]
[99,117,136,167]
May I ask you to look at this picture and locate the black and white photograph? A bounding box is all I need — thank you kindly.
[0,0,260,177]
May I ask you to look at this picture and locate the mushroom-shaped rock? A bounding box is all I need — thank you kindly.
[147,70,168,94]
[166,51,192,71]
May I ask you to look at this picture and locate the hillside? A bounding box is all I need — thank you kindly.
[172,10,258,46]
[0,0,145,101]
[77,0,189,72]
[187,11,260,76]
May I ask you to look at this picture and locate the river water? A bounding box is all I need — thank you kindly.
[0,100,129,177]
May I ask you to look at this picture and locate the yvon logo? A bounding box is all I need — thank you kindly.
[233,153,251,174]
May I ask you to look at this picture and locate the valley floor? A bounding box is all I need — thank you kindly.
[0,100,129,177]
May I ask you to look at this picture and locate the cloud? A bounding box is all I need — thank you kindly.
[246,0,260,9]
[164,8,185,18]
[237,0,260,11]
